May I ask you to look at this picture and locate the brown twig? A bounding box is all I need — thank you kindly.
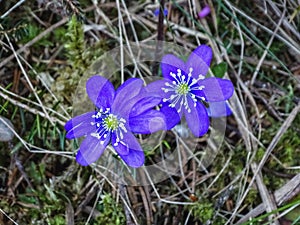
[236,172,300,224]
[119,184,135,225]
[252,162,280,225]
[152,0,165,77]
[0,17,68,70]
[139,186,152,225]
[236,102,300,223]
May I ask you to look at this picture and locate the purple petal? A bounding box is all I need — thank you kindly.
[113,131,141,156]
[118,148,144,168]
[115,89,164,123]
[207,101,232,117]
[76,134,110,166]
[154,8,168,16]
[65,111,96,139]
[112,78,143,115]
[185,45,212,77]
[198,5,211,18]
[111,131,131,155]
[86,75,115,109]
[129,110,167,134]
[115,78,143,101]
[199,78,234,102]
[145,80,169,99]
[159,104,181,129]
[161,54,185,80]
[129,96,162,117]
[184,100,209,137]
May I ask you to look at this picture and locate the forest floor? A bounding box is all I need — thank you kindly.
[0,0,300,224]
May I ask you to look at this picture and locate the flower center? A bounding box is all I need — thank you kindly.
[103,114,119,131]
[176,83,189,95]
[161,68,206,113]
[90,108,127,145]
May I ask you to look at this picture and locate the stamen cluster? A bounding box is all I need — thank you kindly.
[161,68,205,113]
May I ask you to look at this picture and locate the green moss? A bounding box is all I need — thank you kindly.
[64,15,87,69]
[49,15,106,109]
[187,200,214,223]
[255,148,265,162]
[94,193,126,225]
[19,24,53,47]
[244,188,259,207]
[258,113,300,190]
[262,114,300,167]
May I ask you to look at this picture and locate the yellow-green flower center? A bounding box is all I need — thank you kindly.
[103,114,119,131]
[161,69,206,113]
[176,83,190,95]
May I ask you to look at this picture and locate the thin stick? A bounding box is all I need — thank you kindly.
[0,85,68,122]
[152,0,165,77]
[232,102,300,223]
[0,17,68,69]
[251,2,286,85]
[223,0,300,55]
[0,208,18,225]
[266,0,300,41]
[119,184,135,225]
[0,0,26,19]
[236,172,300,224]
[116,0,124,83]
[0,40,70,119]
[0,84,65,128]
[1,33,54,126]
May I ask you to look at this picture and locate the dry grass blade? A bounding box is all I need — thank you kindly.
[0,90,65,126]
[233,102,300,223]
[250,1,286,85]
[237,172,300,224]
[0,18,68,69]
[265,0,300,41]
[252,162,280,225]
[257,103,300,174]
[0,209,18,225]
[0,0,26,19]
[0,0,299,224]
[223,0,300,55]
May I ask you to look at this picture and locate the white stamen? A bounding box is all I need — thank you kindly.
[119,130,124,140]
[119,123,127,133]
[90,109,127,145]
[90,132,100,139]
[162,67,207,114]
[198,75,205,80]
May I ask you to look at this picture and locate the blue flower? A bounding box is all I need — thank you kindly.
[198,5,211,18]
[146,45,234,137]
[65,76,169,168]
[154,8,168,17]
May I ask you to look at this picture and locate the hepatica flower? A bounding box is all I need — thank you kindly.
[198,5,211,18]
[147,45,234,137]
[65,76,168,168]
[154,8,168,17]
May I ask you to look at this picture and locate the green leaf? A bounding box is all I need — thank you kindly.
[211,62,228,78]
